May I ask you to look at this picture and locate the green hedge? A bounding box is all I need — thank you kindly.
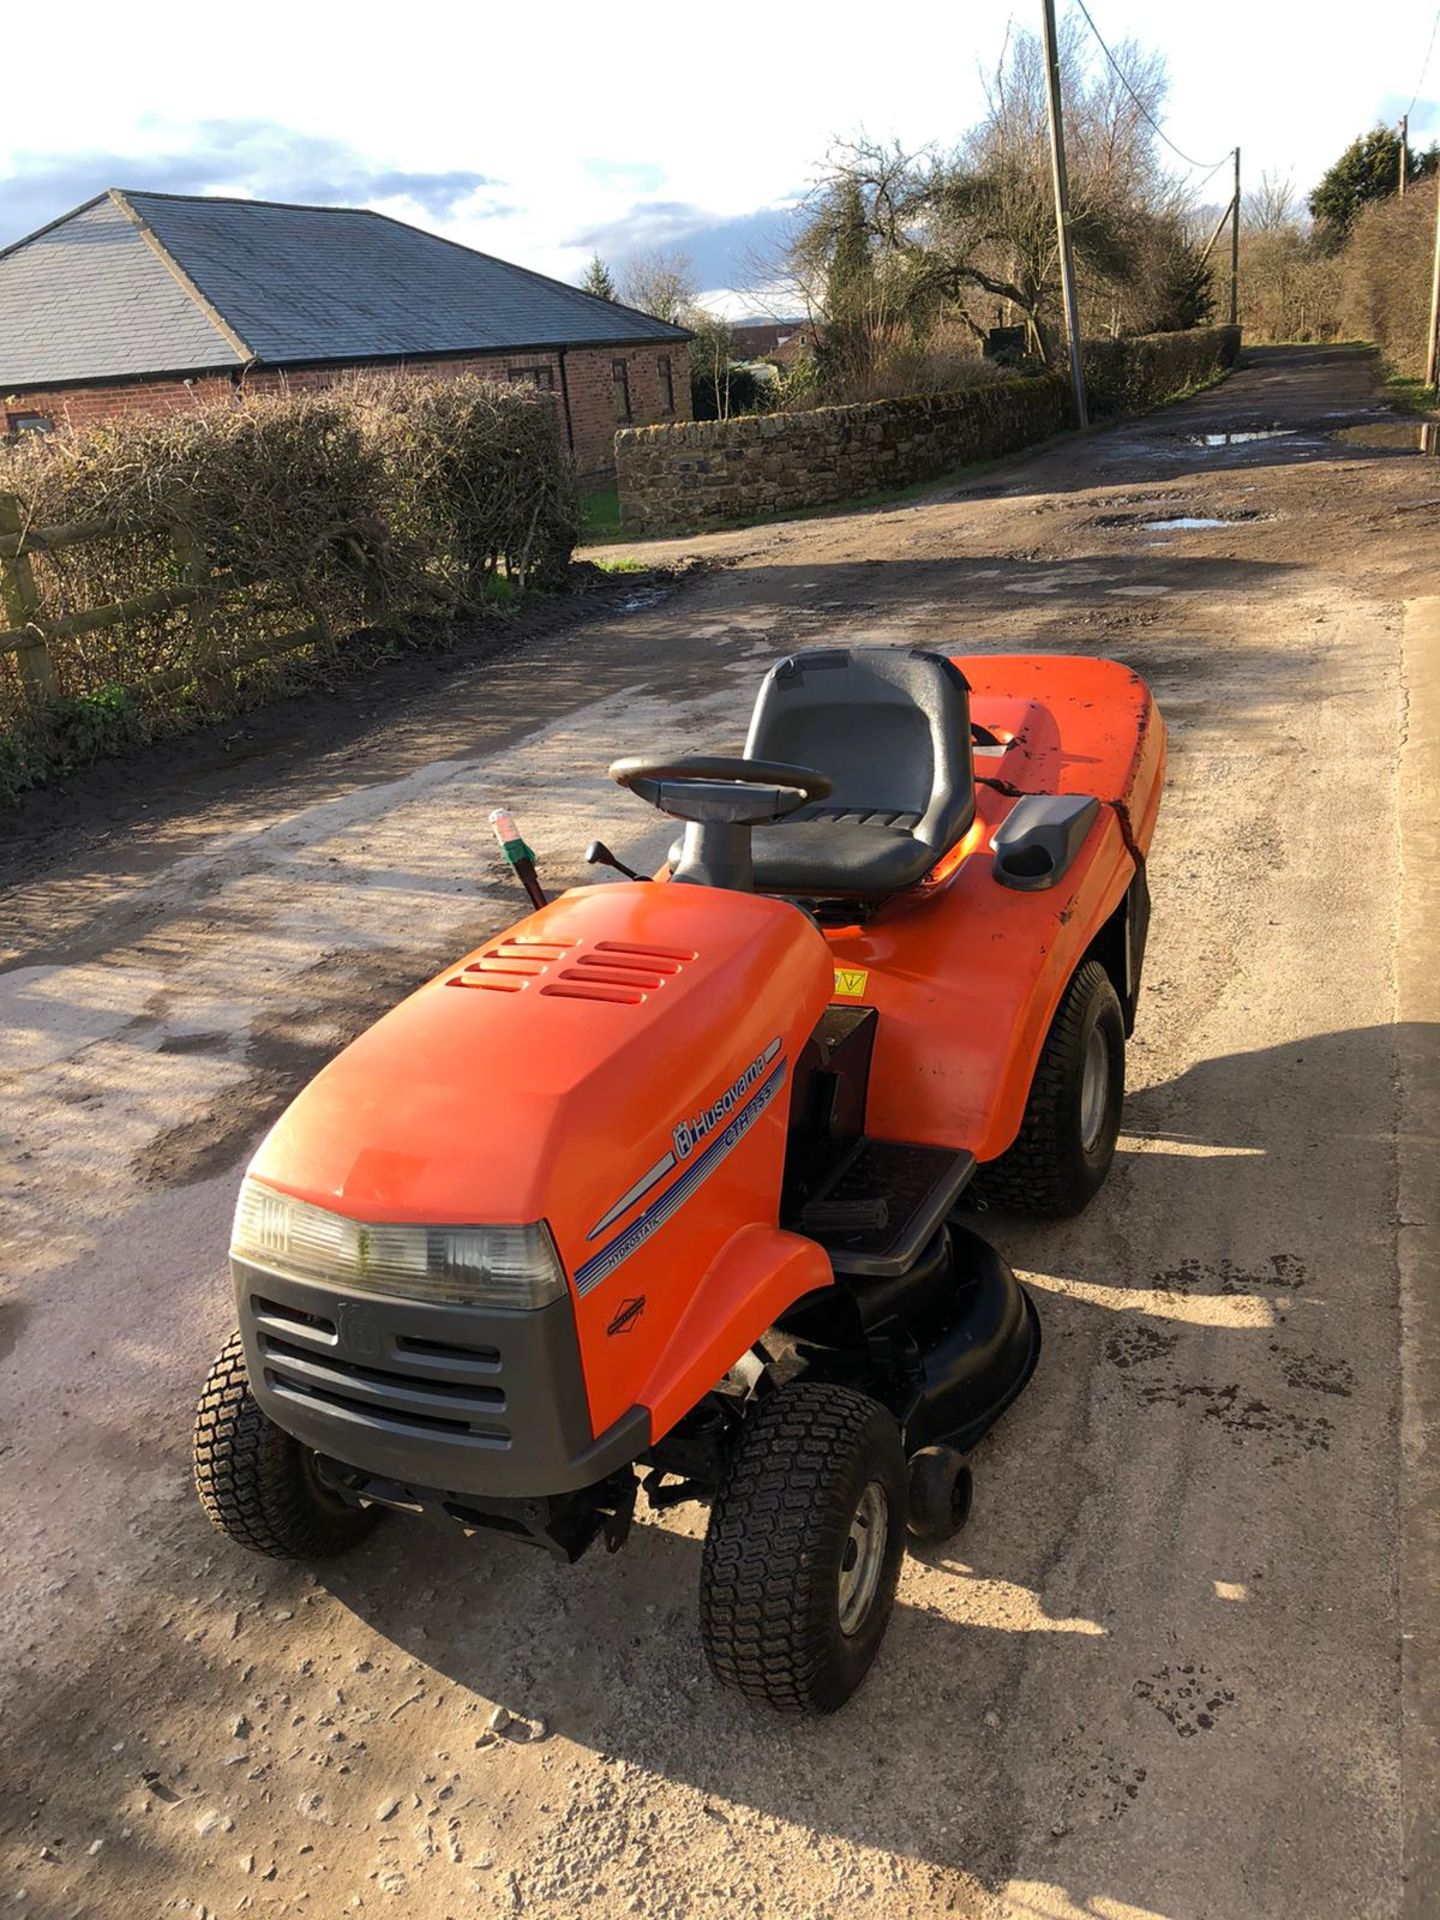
[0,377,577,803]
[1082,325,1241,418]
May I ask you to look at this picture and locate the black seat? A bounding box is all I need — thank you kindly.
[742,646,975,899]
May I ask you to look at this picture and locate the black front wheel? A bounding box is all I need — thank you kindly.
[973,958,1125,1218]
[906,1445,974,1546]
[699,1382,907,1714]
[193,1332,379,1559]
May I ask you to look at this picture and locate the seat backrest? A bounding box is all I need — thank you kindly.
[744,646,975,850]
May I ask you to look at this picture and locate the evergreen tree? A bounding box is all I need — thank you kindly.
[1310,127,1440,249]
[581,254,618,302]
[825,177,875,330]
[820,176,879,389]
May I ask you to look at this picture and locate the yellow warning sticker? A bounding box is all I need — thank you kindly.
[833,967,870,998]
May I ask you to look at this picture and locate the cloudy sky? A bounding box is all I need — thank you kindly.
[4,0,1438,313]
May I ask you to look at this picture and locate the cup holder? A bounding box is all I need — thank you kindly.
[995,843,1054,882]
[991,794,1100,892]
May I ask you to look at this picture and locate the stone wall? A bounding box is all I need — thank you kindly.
[616,326,1240,535]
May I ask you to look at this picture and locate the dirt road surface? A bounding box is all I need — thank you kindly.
[3,346,1437,1919]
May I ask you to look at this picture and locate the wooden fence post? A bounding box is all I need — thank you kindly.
[170,522,228,703]
[0,491,57,703]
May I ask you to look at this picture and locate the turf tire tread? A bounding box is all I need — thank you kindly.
[193,1331,376,1560]
[972,958,1122,1217]
[700,1382,905,1714]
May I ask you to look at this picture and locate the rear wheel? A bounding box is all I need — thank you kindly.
[193,1331,379,1559]
[699,1382,907,1713]
[974,958,1125,1218]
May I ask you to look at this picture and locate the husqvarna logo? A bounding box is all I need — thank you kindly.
[672,1038,782,1159]
[335,1299,382,1358]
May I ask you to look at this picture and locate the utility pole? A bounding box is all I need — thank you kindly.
[1399,114,1409,196]
[1426,175,1440,391]
[1040,0,1087,427]
[1230,146,1241,326]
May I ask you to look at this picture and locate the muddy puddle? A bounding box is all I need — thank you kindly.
[1092,507,1264,532]
[1183,428,1295,446]
[615,586,673,613]
[1327,420,1439,453]
[1143,516,1244,531]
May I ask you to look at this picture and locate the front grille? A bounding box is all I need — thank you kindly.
[251,1292,512,1446]
[396,1332,501,1368]
[253,1294,335,1339]
[271,1373,483,1436]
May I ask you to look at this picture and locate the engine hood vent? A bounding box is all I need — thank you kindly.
[449,936,696,1004]
[448,937,576,993]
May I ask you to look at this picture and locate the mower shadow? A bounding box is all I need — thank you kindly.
[324,1019,1416,1913]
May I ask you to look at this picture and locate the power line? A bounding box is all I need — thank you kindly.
[1071,0,1235,173]
[1406,5,1440,120]
[1189,152,1235,201]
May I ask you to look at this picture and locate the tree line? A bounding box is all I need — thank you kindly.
[1240,125,1438,377]
[579,17,1440,412]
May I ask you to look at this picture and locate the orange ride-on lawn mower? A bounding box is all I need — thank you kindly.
[195,647,1164,1714]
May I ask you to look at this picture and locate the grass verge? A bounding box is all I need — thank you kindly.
[1382,364,1439,416]
[579,485,621,543]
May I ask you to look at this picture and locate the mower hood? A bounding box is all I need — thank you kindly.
[246,882,835,1283]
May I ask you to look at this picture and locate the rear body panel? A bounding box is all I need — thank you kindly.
[825,655,1165,1162]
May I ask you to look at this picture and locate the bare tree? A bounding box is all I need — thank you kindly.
[779,20,1210,387]
[1235,175,1346,343]
[617,248,697,325]
[688,309,738,418]
[1245,172,1297,234]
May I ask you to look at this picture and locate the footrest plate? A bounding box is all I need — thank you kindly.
[787,1138,975,1277]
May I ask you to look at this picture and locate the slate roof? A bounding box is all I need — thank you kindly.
[0,188,688,390]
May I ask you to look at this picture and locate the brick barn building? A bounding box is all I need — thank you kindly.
[0,188,691,479]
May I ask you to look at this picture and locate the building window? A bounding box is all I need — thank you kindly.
[611,359,631,423]
[6,411,52,435]
[657,355,675,414]
[507,365,554,390]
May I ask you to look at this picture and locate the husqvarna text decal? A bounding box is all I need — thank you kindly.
[574,1052,787,1297]
[585,1037,783,1243]
[672,1038,782,1161]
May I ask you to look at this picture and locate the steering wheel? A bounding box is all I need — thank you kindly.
[609,755,832,826]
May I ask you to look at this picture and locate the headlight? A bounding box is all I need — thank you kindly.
[230,1178,567,1310]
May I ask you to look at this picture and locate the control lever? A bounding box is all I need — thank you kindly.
[489,807,547,910]
[585,839,648,882]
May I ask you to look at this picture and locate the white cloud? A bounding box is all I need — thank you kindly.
[8,0,1440,300]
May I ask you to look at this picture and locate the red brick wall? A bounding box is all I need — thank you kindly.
[3,340,691,481]
[562,343,691,481]
[4,374,237,428]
